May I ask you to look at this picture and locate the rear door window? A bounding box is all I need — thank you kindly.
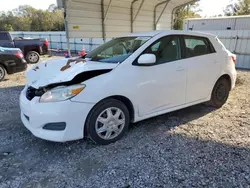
[0,33,10,40]
[184,36,215,58]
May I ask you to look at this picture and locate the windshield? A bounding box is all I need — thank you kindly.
[86,36,151,63]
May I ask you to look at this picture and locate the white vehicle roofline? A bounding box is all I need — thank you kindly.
[124,30,217,38]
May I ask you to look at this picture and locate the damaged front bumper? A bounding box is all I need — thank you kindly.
[19,86,95,142]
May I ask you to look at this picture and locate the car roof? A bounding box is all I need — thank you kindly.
[125,30,216,38]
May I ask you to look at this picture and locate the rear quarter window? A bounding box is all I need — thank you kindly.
[0,33,10,40]
[184,36,216,58]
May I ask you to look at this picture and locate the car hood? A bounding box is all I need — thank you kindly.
[26,58,118,89]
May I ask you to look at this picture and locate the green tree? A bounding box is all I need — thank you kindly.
[3,24,14,31]
[47,5,65,31]
[224,0,250,16]
[173,3,201,30]
[0,4,64,31]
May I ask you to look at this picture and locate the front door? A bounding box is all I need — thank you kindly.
[133,35,187,116]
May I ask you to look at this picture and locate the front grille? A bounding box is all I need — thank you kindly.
[24,114,30,121]
[26,86,36,101]
[26,86,45,101]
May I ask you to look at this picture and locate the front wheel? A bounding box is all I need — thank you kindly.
[85,99,130,145]
[26,51,40,64]
[209,78,230,108]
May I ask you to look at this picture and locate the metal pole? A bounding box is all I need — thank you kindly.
[104,0,113,23]
[234,35,239,54]
[90,38,93,51]
[101,0,106,40]
[62,0,71,56]
[171,0,199,29]
[233,18,237,30]
[60,34,62,50]
[131,0,139,33]
[133,0,145,22]
[74,38,76,54]
[130,0,145,32]
[154,0,171,30]
[49,34,52,49]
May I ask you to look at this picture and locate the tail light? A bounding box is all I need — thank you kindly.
[232,56,236,64]
[44,39,49,47]
[15,52,24,59]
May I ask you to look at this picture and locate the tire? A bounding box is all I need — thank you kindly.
[26,51,40,64]
[209,78,230,108]
[0,65,6,82]
[85,99,130,145]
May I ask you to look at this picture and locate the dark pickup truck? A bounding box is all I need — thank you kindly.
[0,31,49,64]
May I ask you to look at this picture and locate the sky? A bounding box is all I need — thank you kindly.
[199,0,232,16]
[0,0,233,17]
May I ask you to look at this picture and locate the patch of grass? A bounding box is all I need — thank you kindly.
[236,76,244,86]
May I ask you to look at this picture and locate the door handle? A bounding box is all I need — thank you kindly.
[176,67,185,72]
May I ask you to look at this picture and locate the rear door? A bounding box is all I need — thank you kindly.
[183,35,221,103]
[0,32,14,48]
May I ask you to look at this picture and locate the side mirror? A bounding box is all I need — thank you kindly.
[137,54,156,65]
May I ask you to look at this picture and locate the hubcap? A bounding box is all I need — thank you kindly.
[95,107,125,140]
[215,83,227,101]
[28,53,38,63]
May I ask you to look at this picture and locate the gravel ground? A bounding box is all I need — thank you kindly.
[0,59,250,188]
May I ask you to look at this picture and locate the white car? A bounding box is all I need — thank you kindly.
[20,30,237,145]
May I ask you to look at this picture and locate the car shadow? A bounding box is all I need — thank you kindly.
[31,103,217,154]
[1,78,9,82]
[130,103,216,132]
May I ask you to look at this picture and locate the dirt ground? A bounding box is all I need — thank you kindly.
[0,58,249,188]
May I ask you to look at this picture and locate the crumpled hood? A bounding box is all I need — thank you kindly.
[26,58,118,88]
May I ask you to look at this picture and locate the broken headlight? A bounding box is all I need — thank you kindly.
[40,84,86,103]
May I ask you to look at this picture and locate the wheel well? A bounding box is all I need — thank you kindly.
[93,95,135,122]
[107,96,135,122]
[83,95,135,138]
[218,74,232,90]
[0,63,7,73]
[24,47,40,55]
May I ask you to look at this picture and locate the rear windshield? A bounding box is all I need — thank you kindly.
[0,33,10,40]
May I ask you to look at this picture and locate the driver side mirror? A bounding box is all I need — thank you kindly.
[137,54,156,66]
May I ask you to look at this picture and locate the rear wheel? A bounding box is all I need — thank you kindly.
[0,65,6,82]
[26,51,40,64]
[209,78,230,108]
[85,99,130,145]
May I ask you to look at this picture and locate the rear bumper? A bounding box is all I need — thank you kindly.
[5,59,27,74]
[231,69,237,89]
[40,46,49,55]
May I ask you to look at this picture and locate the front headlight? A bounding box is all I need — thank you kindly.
[40,84,86,103]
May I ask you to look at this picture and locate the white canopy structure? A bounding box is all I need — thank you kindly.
[57,0,198,54]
